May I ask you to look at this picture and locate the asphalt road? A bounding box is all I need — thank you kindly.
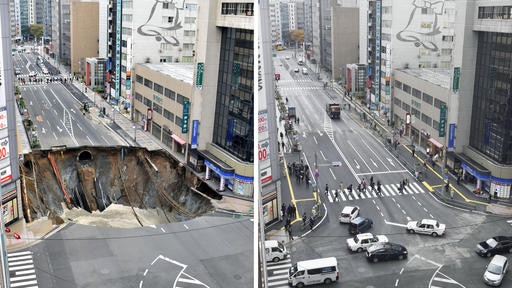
[271,50,512,288]
[27,215,253,287]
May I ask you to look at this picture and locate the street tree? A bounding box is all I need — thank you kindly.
[29,24,44,40]
[289,30,304,46]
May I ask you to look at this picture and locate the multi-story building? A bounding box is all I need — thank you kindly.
[131,0,254,198]
[69,0,99,74]
[49,0,71,65]
[269,0,283,45]
[367,0,456,117]
[331,4,359,82]
[449,1,512,197]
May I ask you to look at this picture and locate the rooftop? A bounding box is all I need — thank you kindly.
[140,62,195,85]
[398,68,451,89]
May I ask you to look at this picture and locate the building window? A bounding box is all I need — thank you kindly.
[422,92,433,105]
[402,103,411,113]
[164,88,175,100]
[184,30,195,37]
[154,83,163,94]
[122,27,132,36]
[434,98,445,109]
[164,109,174,122]
[182,56,194,62]
[393,97,402,107]
[442,35,454,42]
[420,22,433,28]
[183,43,194,50]
[164,16,174,24]
[177,94,189,105]
[136,75,143,84]
[162,2,175,9]
[421,113,432,126]
[395,80,402,90]
[432,120,439,131]
[135,92,143,102]
[185,3,197,11]
[441,48,452,56]
[411,107,420,119]
[184,17,196,24]
[478,6,512,19]
[143,97,152,107]
[175,116,182,127]
[144,78,153,89]
[153,103,162,114]
[402,84,411,94]
[221,3,254,16]
[412,88,422,99]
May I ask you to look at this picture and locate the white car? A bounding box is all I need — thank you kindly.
[339,206,360,224]
[406,219,446,237]
[346,233,389,253]
[294,67,299,73]
[28,71,37,77]
[285,55,290,60]
[483,254,508,286]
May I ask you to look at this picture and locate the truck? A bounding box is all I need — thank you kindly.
[326,103,341,119]
[287,105,296,120]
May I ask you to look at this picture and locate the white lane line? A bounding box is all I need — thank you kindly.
[320,150,327,161]
[384,220,407,227]
[329,168,336,180]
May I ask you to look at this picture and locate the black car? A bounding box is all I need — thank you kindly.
[366,243,408,263]
[475,236,512,257]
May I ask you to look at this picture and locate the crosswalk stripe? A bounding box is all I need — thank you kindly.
[9,264,34,271]
[272,269,289,274]
[268,279,289,287]
[8,251,32,257]
[267,263,291,270]
[9,260,34,266]
[13,269,36,275]
[10,280,38,287]
[268,274,289,281]
[10,274,37,282]
[9,255,33,261]
[325,183,425,202]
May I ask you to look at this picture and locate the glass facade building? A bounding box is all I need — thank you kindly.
[470,32,512,164]
[213,28,254,163]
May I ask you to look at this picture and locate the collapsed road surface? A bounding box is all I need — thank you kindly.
[20,146,214,227]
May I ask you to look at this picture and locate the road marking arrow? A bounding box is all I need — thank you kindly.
[386,158,395,167]
[353,159,360,169]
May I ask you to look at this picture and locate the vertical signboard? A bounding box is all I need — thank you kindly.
[115,0,122,100]
[439,103,447,137]
[448,123,455,149]
[374,0,382,105]
[191,120,199,149]
[195,62,204,88]
[181,100,189,133]
[453,67,460,91]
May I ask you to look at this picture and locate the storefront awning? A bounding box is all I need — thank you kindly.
[428,138,444,148]
[198,150,235,174]
[171,134,186,145]
[456,153,491,179]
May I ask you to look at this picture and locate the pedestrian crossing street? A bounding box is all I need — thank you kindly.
[8,250,39,288]
[326,182,426,202]
[266,258,291,288]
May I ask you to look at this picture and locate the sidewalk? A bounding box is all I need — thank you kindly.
[333,84,512,216]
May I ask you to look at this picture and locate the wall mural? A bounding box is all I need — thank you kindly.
[396,0,445,52]
[137,0,185,46]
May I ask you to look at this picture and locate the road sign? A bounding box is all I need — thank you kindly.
[314,168,319,178]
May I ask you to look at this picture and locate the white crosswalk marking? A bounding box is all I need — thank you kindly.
[266,258,291,288]
[325,183,426,202]
[8,251,39,288]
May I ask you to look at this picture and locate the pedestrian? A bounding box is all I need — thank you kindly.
[286,97,288,103]
[370,176,374,187]
[494,189,498,200]
[280,131,284,140]
[412,146,415,157]
[445,181,449,194]
[398,182,403,194]
[377,181,382,196]
[305,174,310,188]
[285,217,291,230]
[347,183,353,194]
[287,205,293,218]
[302,212,307,226]
[309,216,315,230]
[488,192,492,203]
[334,189,339,202]
[370,181,375,192]
[287,226,294,241]
[281,203,287,219]
[339,182,344,194]
[325,184,329,197]
[456,174,461,185]
[292,203,297,218]
[281,141,285,152]
[297,117,300,125]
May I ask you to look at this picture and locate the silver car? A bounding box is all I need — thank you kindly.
[483,254,508,286]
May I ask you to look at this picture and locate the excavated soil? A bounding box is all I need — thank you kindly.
[20,147,213,227]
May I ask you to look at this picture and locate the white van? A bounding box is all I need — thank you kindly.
[288,257,339,287]
[302,67,308,75]
[265,240,289,262]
